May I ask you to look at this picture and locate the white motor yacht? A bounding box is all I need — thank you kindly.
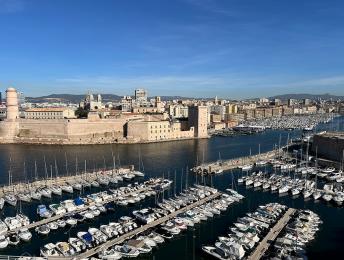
[4,194,17,207]
[35,224,50,235]
[18,228,32,242]
[313,190,322,200]
[0,220,8,236]
[40,243,60,257]
[333,192,344,206]
[0,198,4,210]
[98,248,122,260]
[68,237,86,253]
[100,225,118,238]
[0,235,9,249]
[91,181,100,188]
[133,171,145,177]
[147,232,165,244]
[7,233,20,246]
[40,187,52,198]
[303,189,313,199]
[5,217,21,231]
[48,221,59,230]
[17,193,31,203]
[56,241,76,257]
[65,216,78,226]
[30,191,42,200]
[114,244,140,258]
[49,203,67,215]
[322,193,333,202]
[61,200,77,212]
[61,185,74,193]
[241,165,253,171]
[57,219,66,228]
[88,227,108,243]
[291,187,301,196]
[51,186,62,196]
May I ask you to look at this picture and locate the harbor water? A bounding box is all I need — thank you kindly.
[0,115,343,259]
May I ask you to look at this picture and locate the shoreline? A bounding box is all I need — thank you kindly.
[0,136,210,146]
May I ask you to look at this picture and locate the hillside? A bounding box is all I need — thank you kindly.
[270,93,344,101]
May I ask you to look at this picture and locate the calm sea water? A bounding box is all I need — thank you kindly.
[0,116,343,259]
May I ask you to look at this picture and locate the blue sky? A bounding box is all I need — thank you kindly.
[0,0,344,98]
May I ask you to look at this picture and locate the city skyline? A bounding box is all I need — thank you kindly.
[1,0,344,98]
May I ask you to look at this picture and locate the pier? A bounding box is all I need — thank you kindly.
[73,191,222,259]
[247,208,296,260]
[0,166,134,197]
[193,150,280,174]
[8,184,152,235]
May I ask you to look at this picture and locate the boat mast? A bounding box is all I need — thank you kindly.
[84,159,87,181]
[103,155,106,171]
[55,158,58,179]
[34,160,38,181]
[315,146,318,192]
[50,165,53,183]
[75,155,78,176]
[186,166,189,190]
[64,152,69,176]
[44,156,48,186]
[174,170,177,196]
[180,168,183,193]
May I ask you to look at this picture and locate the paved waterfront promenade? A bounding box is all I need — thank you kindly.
[193,149,281,174]
[248,208,296,260]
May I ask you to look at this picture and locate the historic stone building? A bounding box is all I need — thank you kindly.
[0,88,208,145]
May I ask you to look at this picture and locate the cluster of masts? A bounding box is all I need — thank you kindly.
[243,113,336,130]
[0,177,171,251]
[1,168,144,209]
[39,185,241,259]
[269,209,322,259]
[202,203,322,260]
[238,151,344,206]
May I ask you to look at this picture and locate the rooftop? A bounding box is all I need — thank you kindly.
[25,107,74,112]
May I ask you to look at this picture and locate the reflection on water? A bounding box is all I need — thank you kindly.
[1,129,299,185]
[0,116,342,259]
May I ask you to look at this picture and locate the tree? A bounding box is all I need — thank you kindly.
[75,107,89,118]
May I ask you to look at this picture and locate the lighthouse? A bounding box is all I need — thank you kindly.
[6,87,19,121]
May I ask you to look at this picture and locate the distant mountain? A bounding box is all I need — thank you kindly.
[26,94,122,103]
[269,93,344,101]
[25,94,194,103]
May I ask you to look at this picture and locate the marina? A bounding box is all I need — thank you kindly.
[77,187,226,259]
[2,178,171,236]
[247,207,296,260]
[0,116,341,259]
[241,114,337,131]
[2,0,344,259]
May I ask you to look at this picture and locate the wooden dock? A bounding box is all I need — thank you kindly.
[247,208,296,260]
[73,192,222,259]
[8,185,151,235]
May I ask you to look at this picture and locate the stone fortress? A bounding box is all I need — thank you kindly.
[0,87,208,145]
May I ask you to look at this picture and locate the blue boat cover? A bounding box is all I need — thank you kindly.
[82,232,93,242]
[74,197,84,206]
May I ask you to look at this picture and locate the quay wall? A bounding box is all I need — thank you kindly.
[0,118,206,145]
[312,132,344,162]
[196,149,279,173]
